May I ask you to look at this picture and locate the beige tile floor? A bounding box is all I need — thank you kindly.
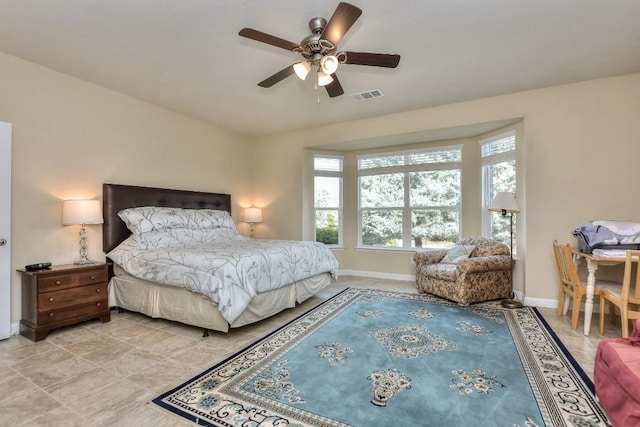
[0,276,623,426]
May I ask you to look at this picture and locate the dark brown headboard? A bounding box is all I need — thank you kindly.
[102,183,232,253]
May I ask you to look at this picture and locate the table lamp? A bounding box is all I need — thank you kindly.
[62,199,103,264]
[243,207,262,238]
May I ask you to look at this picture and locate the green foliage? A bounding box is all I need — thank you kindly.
[362,210,403,246]
[316,211,339,245]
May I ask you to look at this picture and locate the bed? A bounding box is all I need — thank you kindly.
[102,183,337,333]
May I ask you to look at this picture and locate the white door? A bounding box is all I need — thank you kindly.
[0,122,11,340]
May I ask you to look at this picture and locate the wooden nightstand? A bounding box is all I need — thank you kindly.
[19,263,110,341]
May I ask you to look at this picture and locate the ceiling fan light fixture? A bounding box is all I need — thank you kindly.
[317,71,334,86]
[320,55,339,74]
[293,61,311,80]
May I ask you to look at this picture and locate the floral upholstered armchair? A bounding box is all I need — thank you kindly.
[413,237,513,306]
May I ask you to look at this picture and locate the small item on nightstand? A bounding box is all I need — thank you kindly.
[24,262,52,271]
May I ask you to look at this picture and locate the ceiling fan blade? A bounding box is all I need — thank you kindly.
[342,52,401,68]
[320,2,362,47]
[239,28,299,52]
[325,74,344,98]
[258,65,296,88]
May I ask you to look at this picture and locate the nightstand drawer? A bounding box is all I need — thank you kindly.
[38,283,107,310]
[76,268,108,286]
[39,274,75,292]
[38,267,108,293]
[38,299,108,325]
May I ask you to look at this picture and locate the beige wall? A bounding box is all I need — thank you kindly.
[0,52,253,323]
[253,72,640,304]
[3,47,640,323]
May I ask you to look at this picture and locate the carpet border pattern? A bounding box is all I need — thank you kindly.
[152,288,609,426]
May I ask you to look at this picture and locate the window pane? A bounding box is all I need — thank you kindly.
[409,149,461,165]
[360,174,404,208]
[314,155,343,246]
[489,160,516,195]
[315,176,340,208]
[481,133,515,157]
[315,210,339,245]
[361,209,403,247]
[358,155,405,170]
[411,209,459,248]
[315,157,342,172]
[359,148,461,170]
[410,170,460,206]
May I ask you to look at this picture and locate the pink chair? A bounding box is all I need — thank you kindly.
[594,318,640,426]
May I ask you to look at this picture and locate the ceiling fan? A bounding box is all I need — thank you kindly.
[238,2,400,98]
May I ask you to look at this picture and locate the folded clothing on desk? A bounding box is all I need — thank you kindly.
[573,220,640,254]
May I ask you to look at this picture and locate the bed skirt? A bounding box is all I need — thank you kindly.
[107,272,332,333]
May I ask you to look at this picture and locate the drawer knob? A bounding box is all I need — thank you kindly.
[48,297,54,302]
[90,275,96,280]
[96,302,102,307]
[55,280,61,285]
[48,312,55,318]
[95,288,101,293]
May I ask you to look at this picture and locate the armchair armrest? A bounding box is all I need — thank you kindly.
[414,249,448,272]
[457,255,512,273]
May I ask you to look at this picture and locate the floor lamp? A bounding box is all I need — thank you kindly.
[488,192,523,309]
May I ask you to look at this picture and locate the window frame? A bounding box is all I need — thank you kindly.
[313,154,344,247]
[357,145,463,250]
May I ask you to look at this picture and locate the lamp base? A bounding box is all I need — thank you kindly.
[73,258,96,265]
[501,299,524,309]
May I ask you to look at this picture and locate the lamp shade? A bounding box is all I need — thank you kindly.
[62,199,103,225]
[243,207,263,223]
[293,61,311,80]
[320,55,339,74]
[317,71,334,87]
[488,192,520,214]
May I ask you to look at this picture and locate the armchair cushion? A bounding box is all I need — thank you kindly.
[441,245,475,263]
[426,263,457,281]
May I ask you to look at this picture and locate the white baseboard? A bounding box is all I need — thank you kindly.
[338,269,415,282]
[339,270,561,309]
[523,296,557,308]
[10,321,19,336]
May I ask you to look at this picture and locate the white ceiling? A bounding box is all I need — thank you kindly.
[1,1,639,138]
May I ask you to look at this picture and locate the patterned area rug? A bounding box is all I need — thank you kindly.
[152,288,609,426]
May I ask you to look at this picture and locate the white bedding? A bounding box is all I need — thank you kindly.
[108,236,338,324]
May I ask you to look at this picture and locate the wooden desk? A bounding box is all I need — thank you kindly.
[572,250,625,336]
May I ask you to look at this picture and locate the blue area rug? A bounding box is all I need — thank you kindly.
[152,288,609,426]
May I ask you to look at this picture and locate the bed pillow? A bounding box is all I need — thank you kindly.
[118,206,236,235]
[132,227,241,249]
[440,245,475,264]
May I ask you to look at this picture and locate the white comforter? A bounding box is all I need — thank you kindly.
[108,237,339,323]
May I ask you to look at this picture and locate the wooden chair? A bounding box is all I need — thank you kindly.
[599,250,640,338]
[553,240,621,331]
